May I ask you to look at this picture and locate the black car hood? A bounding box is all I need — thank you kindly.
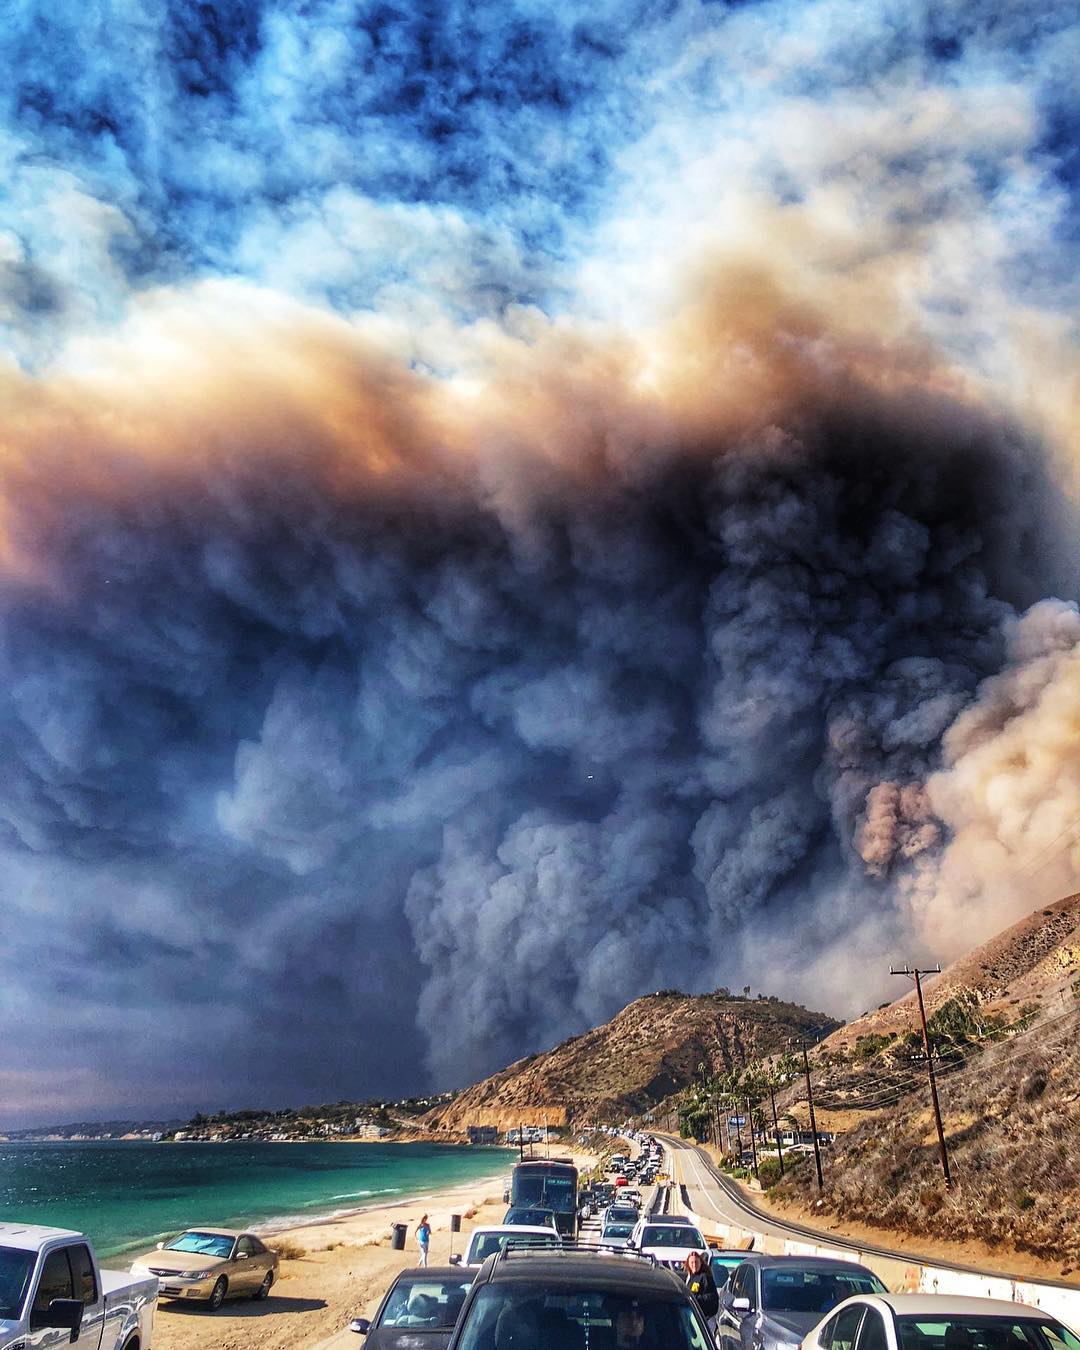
[764,1311,826,1339]
[366,1331,455,1350]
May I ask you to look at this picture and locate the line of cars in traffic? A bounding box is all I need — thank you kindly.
[344,1131,1080,1350]
[347,1234,1080,1350]
[450,1147,667,1269]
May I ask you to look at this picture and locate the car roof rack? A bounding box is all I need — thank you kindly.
[496,1240,659,1266]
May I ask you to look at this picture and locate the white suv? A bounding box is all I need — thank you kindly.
[456,1225,561,1267]
[627,1219,708,1270]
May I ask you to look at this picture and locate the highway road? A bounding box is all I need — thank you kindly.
[663,1134,813,1243]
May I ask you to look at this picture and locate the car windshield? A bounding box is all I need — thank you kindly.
[470,1232,560,1263]
[377,1276,474,1329]
[513,1176,576,1212]
[455,1282,713,1350]
[711,1255,744,1273]
[603,1224,635,1238]
[164,1232,235,1259]
[896,1317,1080,1350]
[608,1210,638,1224]
[641,1227,705,1249]
[0,1247,35,1320]
[505,1210,553,1226]
[762,1268,885,1314]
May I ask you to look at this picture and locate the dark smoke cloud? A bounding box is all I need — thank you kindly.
[1,0,1077,1125]
[0,350,1069,1118]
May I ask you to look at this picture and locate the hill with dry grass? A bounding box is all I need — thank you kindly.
[424,991,841,1134]
[770,894,1080,1275]
[823,891,1080,1057]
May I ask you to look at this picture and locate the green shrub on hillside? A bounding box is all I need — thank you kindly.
[854,1033,896,1062]
[757,1157,784,1188]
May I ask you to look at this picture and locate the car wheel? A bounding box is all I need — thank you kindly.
[254,1272,273,1300]
[207,1277,228,1311]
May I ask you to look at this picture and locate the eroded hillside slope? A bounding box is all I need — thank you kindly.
[425,991,840,1133]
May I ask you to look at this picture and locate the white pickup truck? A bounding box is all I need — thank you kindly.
[0,1223,157,1350]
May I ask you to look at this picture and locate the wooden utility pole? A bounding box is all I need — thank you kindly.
[792,1040,823,1190]
[745,1095,759,1180]
[891,964,951,1188]
[768,1083,785,1176]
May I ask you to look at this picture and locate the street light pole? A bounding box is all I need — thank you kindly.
[891,964,951,1188]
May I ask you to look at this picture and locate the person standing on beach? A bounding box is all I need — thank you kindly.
[416,1214,431,1267]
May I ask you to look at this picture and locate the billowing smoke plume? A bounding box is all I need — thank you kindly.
[0,0,1078,1124]
[0,275,1075,1116]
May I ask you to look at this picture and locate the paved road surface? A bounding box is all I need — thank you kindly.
[663,1135,818,1245]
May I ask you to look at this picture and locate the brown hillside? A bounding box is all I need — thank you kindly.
[775,992,1080,1276]
[822,891,1080,1057]
[425,992,840,1134]
[764,893,1080,1277]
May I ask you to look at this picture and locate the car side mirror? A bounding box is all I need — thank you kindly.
[156,1242,165,1250]
[732,1297,752,1314]
[236,1252,249,1260]
[31,1298,84,1334]
[350,1318,371,1335]
[448,1254,461,1266]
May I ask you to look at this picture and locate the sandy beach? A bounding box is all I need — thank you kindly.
[143,1151,594,1350]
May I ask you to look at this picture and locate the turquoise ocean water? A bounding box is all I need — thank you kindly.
[0,1141,513,1261]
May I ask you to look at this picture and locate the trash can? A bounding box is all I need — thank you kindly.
[450,1215,461,1234]
[390,1222,407,1250]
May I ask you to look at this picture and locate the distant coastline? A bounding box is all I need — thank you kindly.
[162,1133,474,1146]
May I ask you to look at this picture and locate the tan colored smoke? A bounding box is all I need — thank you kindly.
[923,599,1080,956]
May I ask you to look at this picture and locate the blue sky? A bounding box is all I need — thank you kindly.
[4,1,1077,361]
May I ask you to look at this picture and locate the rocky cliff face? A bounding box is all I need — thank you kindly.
[424,991,841,1133]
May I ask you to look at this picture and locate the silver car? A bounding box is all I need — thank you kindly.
[718,1256,886,1350]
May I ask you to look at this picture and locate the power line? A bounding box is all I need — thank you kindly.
[808,1005,1080,1112]
[1009,814,1080,880]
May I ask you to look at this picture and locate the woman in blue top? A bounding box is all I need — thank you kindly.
[415,1215,431,1267]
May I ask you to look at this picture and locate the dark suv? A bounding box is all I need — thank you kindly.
[446,1248,714,1350]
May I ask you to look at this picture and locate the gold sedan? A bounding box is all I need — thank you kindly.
[131,1228,279,1309]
